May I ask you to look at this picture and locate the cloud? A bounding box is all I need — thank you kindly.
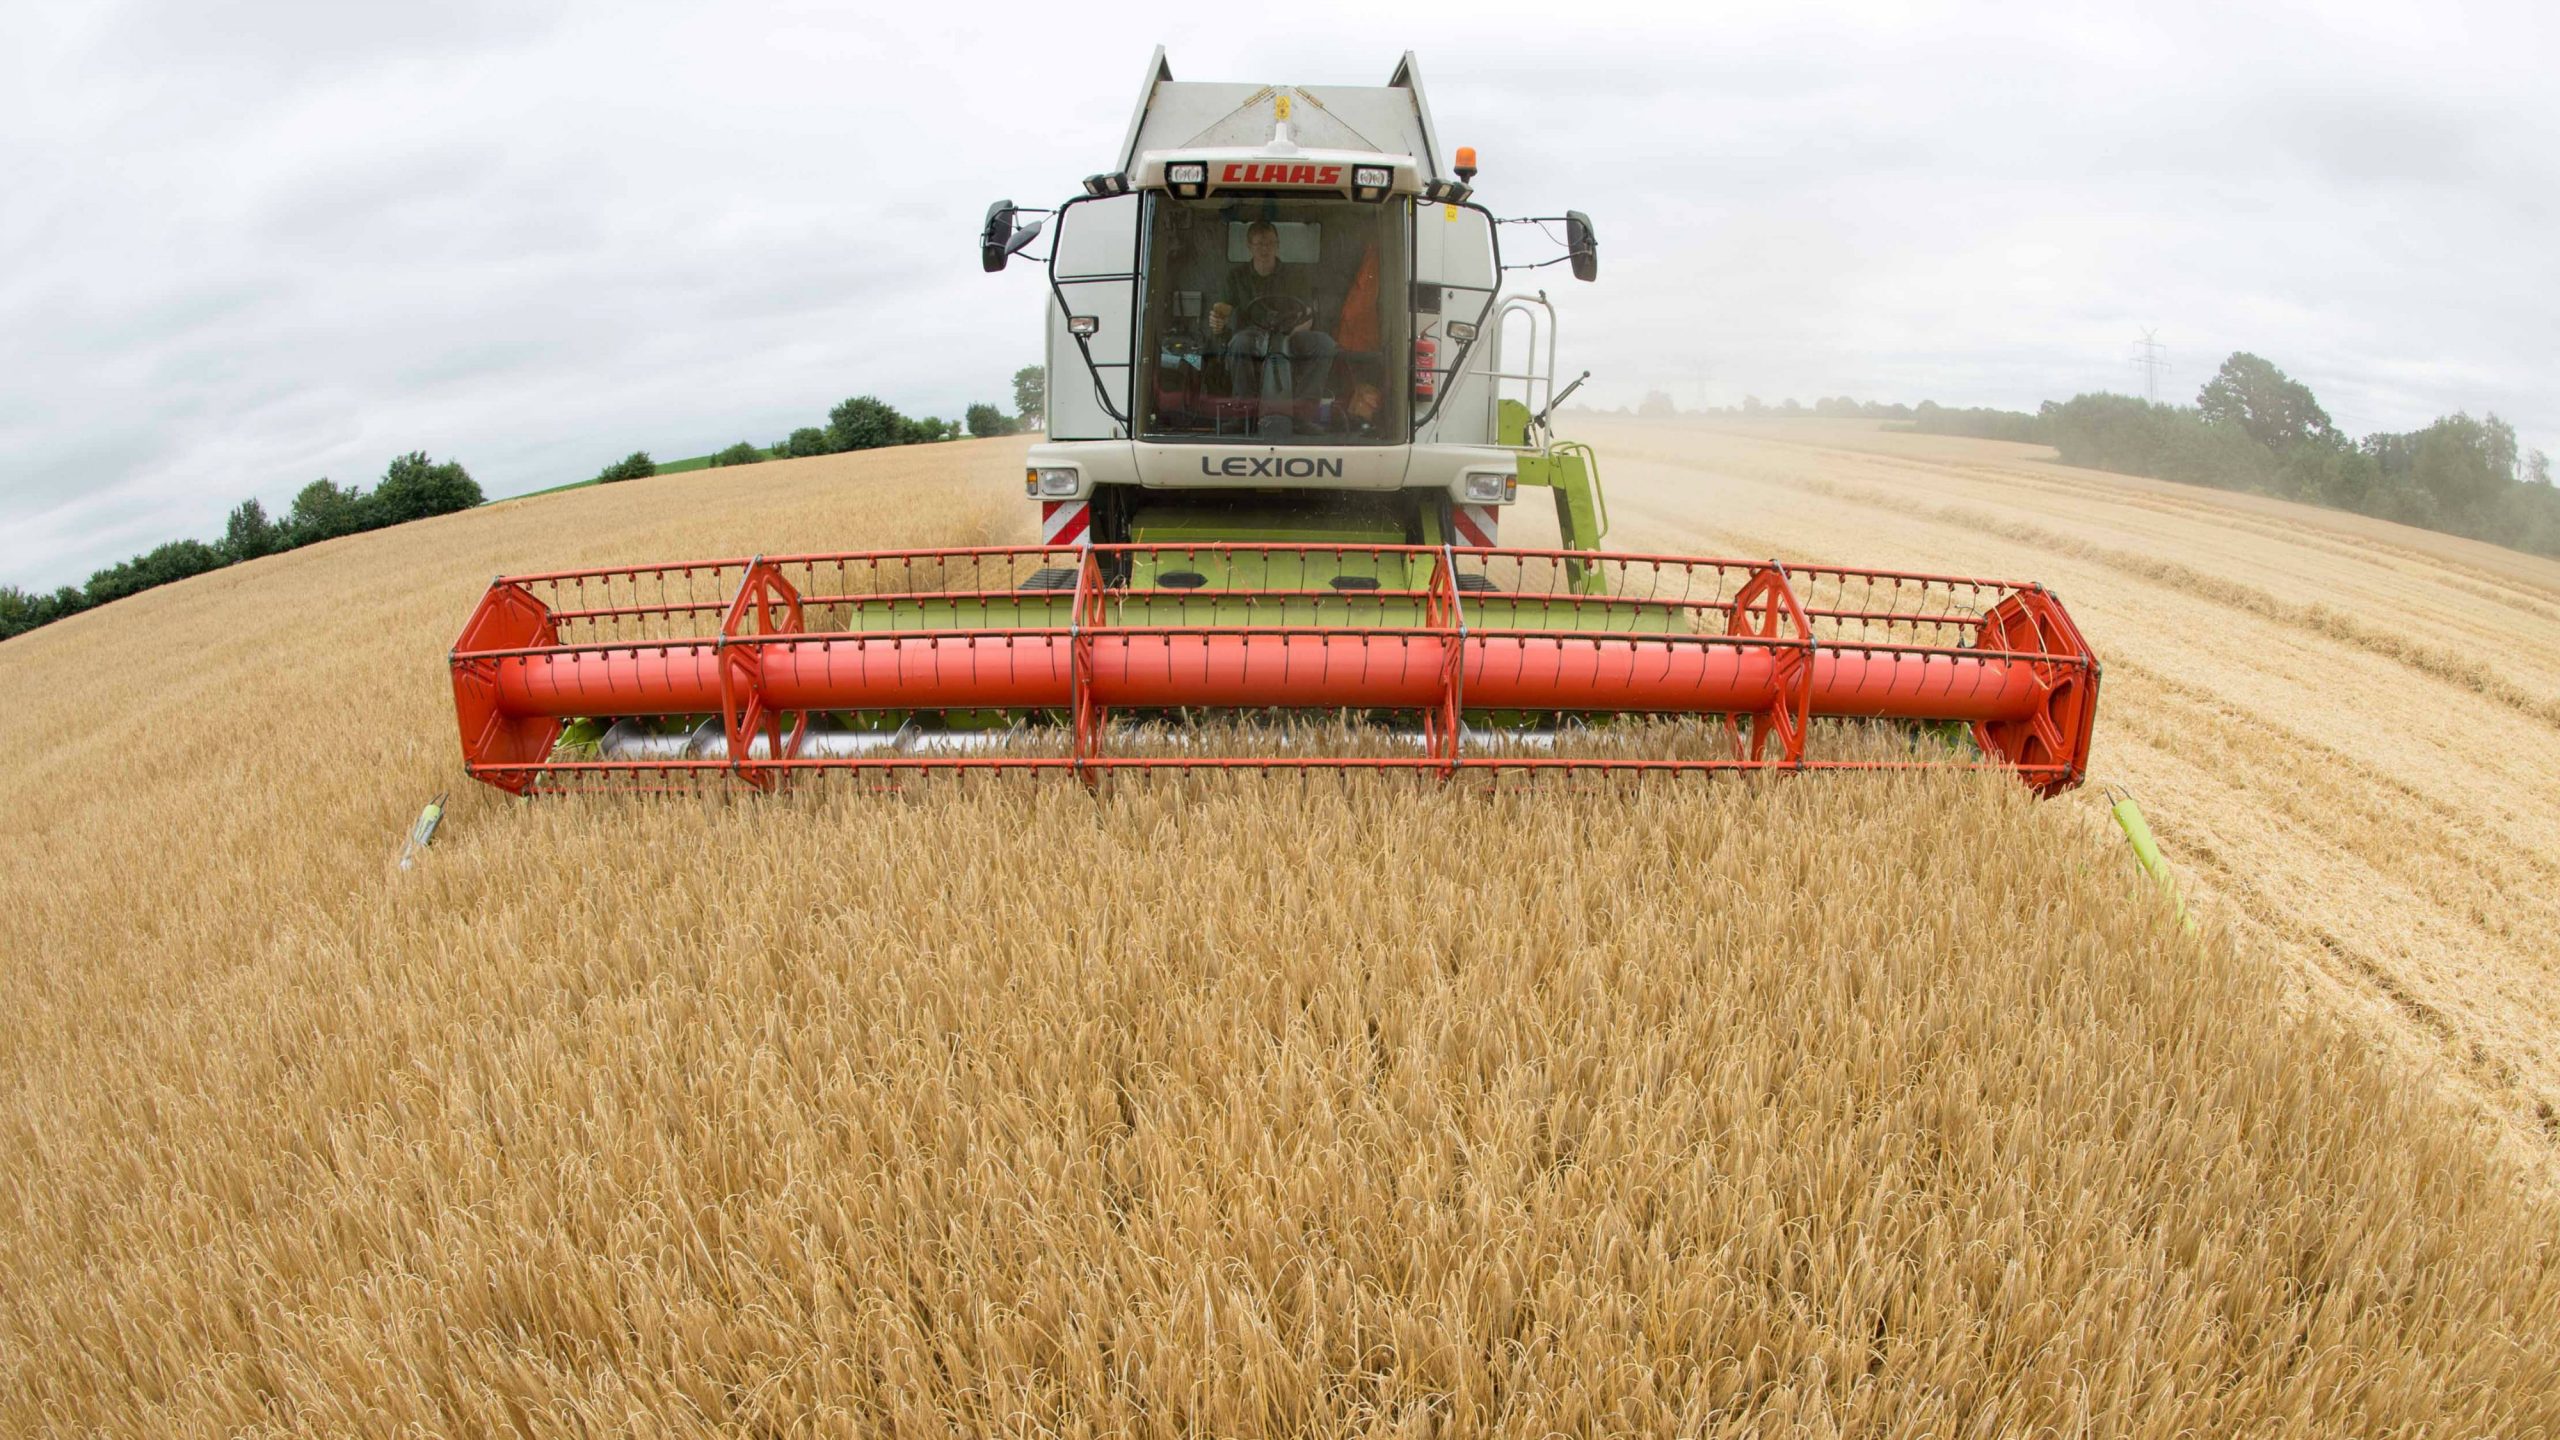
[2,0,2555,590]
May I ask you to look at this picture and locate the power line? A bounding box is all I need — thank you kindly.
[2131,329,2169,406]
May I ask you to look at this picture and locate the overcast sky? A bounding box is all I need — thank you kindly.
[4,0,2553,591]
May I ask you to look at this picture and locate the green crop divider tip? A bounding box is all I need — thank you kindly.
[2105,786,2190,932]
[398,793,447,871]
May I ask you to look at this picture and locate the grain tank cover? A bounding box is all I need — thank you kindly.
[1115,47,1448,179]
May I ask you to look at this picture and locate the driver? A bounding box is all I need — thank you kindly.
[1206,218,1336,437]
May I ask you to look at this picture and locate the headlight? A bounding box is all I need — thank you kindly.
[1033,467,1080,497]
[1463,472,1514,504]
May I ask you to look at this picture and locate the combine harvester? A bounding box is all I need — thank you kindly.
[449,52,2098,795]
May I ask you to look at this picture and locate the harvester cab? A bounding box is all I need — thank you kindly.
[445,51,2100,795]
[981,49,1607,575]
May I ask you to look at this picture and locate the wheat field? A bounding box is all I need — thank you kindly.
[1567,416,2560,1178]
[3,427,2557,1435]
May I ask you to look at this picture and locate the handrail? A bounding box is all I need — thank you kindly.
[1476,294,1561,450]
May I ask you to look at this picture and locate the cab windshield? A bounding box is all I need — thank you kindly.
[1136,193,1411,445]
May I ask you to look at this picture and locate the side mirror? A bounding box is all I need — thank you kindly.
[1565,210,1598,282]
[982,201,1044,273]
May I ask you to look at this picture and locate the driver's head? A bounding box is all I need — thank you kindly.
[1245,219,1280,267]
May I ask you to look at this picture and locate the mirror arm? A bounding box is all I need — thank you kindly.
[981,202,1058,273]
[1492,214,1597,278]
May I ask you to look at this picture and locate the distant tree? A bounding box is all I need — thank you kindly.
[2530,450,2553,487]
[2406,413,2516,528]
[711,442,766,468]
[2277,440,2383,511]
[136,539,224,588]
[2484,413,2519,477]
[1741,395,1764,414]
[3,582,94,637]
[372,451,482,521]
[84,539,224,609]
[2196,352,2339,452]
[223,498,281,561]
[85,559,144,607]
[1013,364,1045,426]
[1905,404,2046,444]
[827,395,905,452]
[1777,397,1803,414]
[593,451,656,484]
[965,402,1016,438]
[2154,409,2280,491]
[784,427,831,458]
[901,415,952,445]
[286,478,369,545]
[1636,390,1676,419]
[2510,483,2560,557]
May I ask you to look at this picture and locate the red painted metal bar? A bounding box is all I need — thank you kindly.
[1071,545,1106,784]
[448,543,2100,797]
[470,638,2064,728]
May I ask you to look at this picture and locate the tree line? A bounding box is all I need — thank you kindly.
[1906,354,2558,558]
[1643,354,2558,561]
[1633,390,2049,439]
[1,452,481,641]
[763,392,1019,464]
[3,366,1052,644]
[592,367,1047,482]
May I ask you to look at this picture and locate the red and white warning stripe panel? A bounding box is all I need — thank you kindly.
[1452,503,1499,549]
[1040,499,1091,547]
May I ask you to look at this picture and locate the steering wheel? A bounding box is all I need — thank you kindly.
[1240,293,1314,335]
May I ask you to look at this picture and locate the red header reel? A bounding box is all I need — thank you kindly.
[449,544,2097,796]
